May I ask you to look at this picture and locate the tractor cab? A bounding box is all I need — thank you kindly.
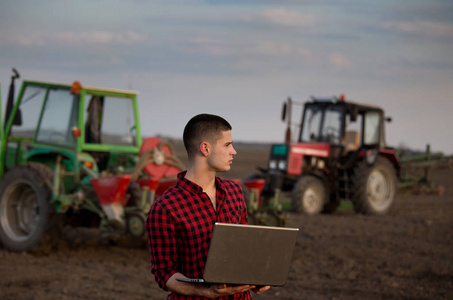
[298,96,388,162]
[1,79,141,178]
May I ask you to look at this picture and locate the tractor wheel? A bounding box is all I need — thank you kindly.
[0,163,58,252]
[125,211,146,239]
[124,211,147,248]
[292,176,326,215]
[352,157,397,215]
[123,183,147,247]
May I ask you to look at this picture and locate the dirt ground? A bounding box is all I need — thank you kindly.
[1,144,452,300]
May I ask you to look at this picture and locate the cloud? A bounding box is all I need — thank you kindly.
[15,34,46,46]
[382,21,453,39]
[259,8,317,27]
[56,30,147,45]
[252,40,311,58]
[253,40,292,55]
[6,30,147,47]
[184,37,231,56]
[183,35,312,60]
[329,53,352,69]
[239,8,316,27]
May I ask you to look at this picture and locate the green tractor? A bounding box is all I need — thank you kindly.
[0,69,184,252]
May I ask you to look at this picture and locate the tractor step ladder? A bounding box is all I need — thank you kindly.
[337,167,351,201]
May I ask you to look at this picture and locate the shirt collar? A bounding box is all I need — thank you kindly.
[176,171,225,195]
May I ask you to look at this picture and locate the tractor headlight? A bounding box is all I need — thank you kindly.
[278,161,286,170]
[269,160,277,169]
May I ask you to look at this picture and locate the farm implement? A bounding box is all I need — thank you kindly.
[397,145,452,195]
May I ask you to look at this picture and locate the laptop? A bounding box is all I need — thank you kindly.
[176,222,299,287]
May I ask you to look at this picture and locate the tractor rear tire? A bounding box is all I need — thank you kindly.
[292,176,326,215]
[0,163,57,252]
[352,157,397,215]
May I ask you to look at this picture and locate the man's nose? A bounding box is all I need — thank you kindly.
[231,146,237,155]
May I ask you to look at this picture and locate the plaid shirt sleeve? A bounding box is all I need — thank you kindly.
[147,200,179,290]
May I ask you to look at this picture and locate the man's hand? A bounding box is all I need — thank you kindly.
[206,283,270,298]
[252,285,271,295]
[167,273,270,298]
[205,284,256,298]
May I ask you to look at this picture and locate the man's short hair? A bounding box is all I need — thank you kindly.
[183,114,232,157]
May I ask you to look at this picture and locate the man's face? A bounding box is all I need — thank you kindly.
[207,130,237,172]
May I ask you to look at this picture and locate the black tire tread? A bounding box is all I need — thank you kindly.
[0,162,57,252]
[291,175,326,215]
[351,157,397,215]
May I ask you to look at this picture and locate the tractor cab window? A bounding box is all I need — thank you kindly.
[320,108,342,144]
[84,95,136,146]
[363,111,380,145]
[300,106,322,143]
[10,85,47,139]
[36,88,78,147]
[300,104,343,145]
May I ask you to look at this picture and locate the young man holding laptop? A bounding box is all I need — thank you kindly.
[146,114,270,299]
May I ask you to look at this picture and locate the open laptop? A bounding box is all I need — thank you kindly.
[176,222,299,287]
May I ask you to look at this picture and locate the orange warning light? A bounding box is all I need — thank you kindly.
[71,81,82,94]
[72,126,81,138]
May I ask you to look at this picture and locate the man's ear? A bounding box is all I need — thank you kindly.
[199,142,210,157]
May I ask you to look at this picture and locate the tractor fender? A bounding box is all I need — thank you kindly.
[309,171,331,195]
[25,147,99,174]
[378,148,401,170]
[25,147,74,161]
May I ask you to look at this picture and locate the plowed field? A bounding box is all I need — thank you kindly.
[1,144,452,299]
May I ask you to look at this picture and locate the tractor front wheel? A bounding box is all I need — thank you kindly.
[292,176,326,215]
[352,157,397,215]
[0,163,57,252]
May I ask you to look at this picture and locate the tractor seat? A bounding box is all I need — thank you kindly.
[344,130,360,152]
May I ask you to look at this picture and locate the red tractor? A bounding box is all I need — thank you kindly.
[257,95,400,215]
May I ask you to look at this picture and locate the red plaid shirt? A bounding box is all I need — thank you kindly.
[146,172,251,300]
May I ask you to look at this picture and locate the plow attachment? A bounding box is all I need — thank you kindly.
[398,145,452,195]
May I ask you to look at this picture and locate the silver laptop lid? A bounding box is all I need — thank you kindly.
[203,223,299,286]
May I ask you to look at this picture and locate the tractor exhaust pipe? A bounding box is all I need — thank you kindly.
[4,68,21,128]
[283,97,292,144]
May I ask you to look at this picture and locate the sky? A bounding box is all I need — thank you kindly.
[1,0,452,155]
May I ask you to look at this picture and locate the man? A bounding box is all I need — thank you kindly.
[146,114,270,299]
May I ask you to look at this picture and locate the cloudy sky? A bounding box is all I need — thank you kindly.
[1,0,452,154]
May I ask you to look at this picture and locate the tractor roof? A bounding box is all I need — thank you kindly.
[309,96,384,113]
[79,84,139,95]
[23,80,139,95]
[341,99,383,111]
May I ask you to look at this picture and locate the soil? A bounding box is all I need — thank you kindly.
[1,144,452,300]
